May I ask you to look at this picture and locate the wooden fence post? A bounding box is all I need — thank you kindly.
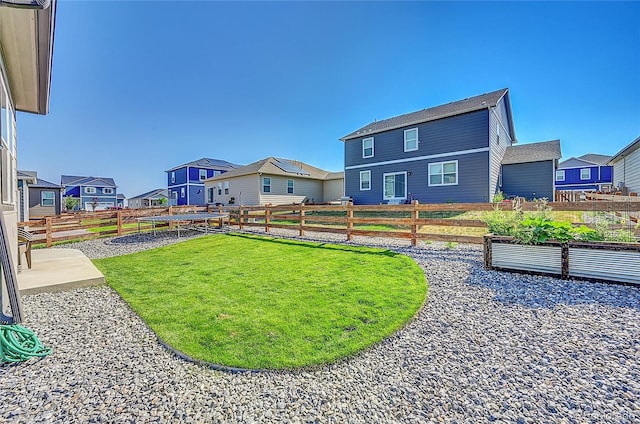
[346,201,354,241]
[46,217,53,247]
[265,204,271,232]
[483,235,492,269]
[117,210,123,236]
[411,200,419,247]
[299,204,305,237]
[239,206,244,230]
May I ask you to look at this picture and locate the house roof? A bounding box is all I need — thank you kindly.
[340,88,513,141]
[165,158,242,173]
[207,157,342,181]
[0,1,56,114]
[31,177,62,189]
[17,170,38,183]
[117,194,126,199]
[609,136,640,164]
[61,175,117,187]
[502,140,561,165]
[129,188,168,200]
[578,154,612,166]
[559,153,612,169]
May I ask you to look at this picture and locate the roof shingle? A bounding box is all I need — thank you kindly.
[502,140,561,165]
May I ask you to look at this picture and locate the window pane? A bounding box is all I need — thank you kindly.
[384,175,395,197]
[430,164,442,175]
[394,174,405,196]
[443,173,457,184]
[443,162,456,173]
[430,174,442,185]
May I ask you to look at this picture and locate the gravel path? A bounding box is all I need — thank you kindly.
[1,228,639,423]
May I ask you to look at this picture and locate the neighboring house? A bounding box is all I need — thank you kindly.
[128,188,168,209]
[609,135,640,195]
[501,140,561,200]
[205,157,344,206]
[17,171,63,220]
[0,1,56,262]
[116,193,126,208]
[555,153,613,192]
[61,175,118,211]
[340,88,518,204]
[166,158,241,206]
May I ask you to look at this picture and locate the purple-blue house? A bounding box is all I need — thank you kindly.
[166,158,241,206]
[555,154,613,192]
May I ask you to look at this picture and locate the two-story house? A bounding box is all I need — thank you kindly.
[0,0,56,281]
[340,88,518,204]
[166,158,241,206]
[61,175,118,211]
[555,154,613,192]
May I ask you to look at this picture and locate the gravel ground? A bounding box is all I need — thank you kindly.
[1,227,639,423]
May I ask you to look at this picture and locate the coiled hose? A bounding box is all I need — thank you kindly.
[0,324,52,363]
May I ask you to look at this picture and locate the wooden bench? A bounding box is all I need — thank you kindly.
[18,228,34,269]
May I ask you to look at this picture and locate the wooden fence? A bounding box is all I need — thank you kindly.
[19,201,640,247]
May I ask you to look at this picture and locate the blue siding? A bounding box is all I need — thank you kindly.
[556,165,613,189]
[344,109,489,168]
[65,186,80,197]
[502,161,554,200]
[167,167,188,186]
[189,184,206,206]
[345,151,490,204]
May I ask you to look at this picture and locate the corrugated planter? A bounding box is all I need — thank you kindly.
[483,235,640,285]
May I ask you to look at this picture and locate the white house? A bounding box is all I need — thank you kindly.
[609,135,640,195]
[0,0,56,261]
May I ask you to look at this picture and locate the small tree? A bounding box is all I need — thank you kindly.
[64,196,79,212]
[90,196,99,212]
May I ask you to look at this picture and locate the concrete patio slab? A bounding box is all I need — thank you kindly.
[17,248,105,295]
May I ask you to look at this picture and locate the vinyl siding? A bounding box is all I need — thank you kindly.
[345,151,490,204]
[259,175,324,205]
[167,167,188,186]
[344,109,489,168]
[322,179,344,202]
[188,184,206,206]
[612,149,640,193]
[488,100,513,200]
[205,175,260,206]
[28,188,60,216]
[555,165,613,187]
[502,160,555,200]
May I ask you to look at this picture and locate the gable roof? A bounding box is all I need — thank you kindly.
[207,157,342,181]
[340,88,513,141]
[31,177,62,189]
[502,140,561,165]
[117,194,126,200]
[559,154,612,169]
[165,158,242,173]
[129,188,168,200]
[578,154,612,166]
[61,175,117,187]
[609,135,640,164]
[18,170,38,183]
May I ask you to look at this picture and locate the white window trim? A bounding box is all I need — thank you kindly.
[41,191,55,206]
[580,168,591,180]
[224,181,230,195]
[287,179,294,194]
[344,147,488,170]
[180,187,185,198]
[263,177,271,193]
[362,137,374,158]
[404,128,418,152]
[103,188,113,194]
[85,186,96,194]
[359,170,371,191]
[382,171,407,200]
[199,169,207,181]
[171,171,176,184]
[556,170,565,181]
[428,160,459,187]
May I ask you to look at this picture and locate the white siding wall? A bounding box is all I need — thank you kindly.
[612,148,640,194]
[322,179,344,202]
[488,104,511,201]
[205,175,260,206]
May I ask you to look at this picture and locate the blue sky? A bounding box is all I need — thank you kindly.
[18,1,640,199]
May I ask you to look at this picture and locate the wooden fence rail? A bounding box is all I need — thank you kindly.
[18,201,640,247]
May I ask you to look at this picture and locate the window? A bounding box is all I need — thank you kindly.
[213,170,221,177]
[580,168,591,180]
[360,171,371,190]
[287,179,294,194]
[180,187,185,198]
[383,172,407,199]
[556,170,565,181]
[362,137,374,158]
[263,177,271,193]
[41,191,55,206]
[404,128,418,152]
[224,181,229,195]
[85,187,96,194]
[199,169,207,181]
[217,182,222,196]
[429,161,458,186]
[171,172,175,184]
[103,188,113,194]
[207,187,214,203]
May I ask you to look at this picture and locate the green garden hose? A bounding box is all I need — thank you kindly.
[0,324,52,363]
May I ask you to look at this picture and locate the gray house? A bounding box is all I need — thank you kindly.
[128,189,168,209]
[340,88,517,204]
[501,140,561,200]
[18,171,64,221]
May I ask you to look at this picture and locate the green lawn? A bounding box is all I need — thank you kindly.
[93,233,427,369]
